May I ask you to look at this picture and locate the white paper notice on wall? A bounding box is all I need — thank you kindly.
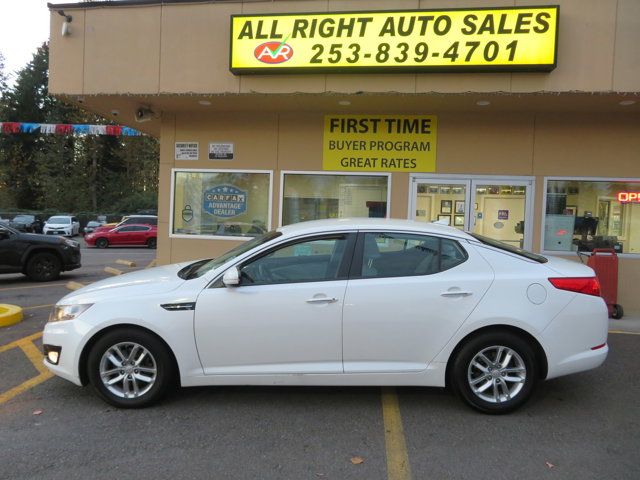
[209,142,234,160]
[175,142,199,160]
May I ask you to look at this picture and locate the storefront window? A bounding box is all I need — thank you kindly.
[282,173,389,225]
[172,170,271,238]
[543,179,640,254]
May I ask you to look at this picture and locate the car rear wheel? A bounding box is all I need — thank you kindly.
[451,331,537,414]
[25,252,61,282]
[146,238,157,249]
[95,238,109,249]
[87,328,176,408]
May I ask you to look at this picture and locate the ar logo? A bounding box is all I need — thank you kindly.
[254,41,294,64]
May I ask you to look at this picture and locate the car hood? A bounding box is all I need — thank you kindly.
[59,262,190,304]
[20,232,64,245]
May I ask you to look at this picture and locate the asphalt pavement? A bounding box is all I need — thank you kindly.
[0,243,638,480]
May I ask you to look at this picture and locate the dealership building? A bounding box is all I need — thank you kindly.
[47,0,639,312]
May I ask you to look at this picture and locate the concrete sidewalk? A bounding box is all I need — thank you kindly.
[609,313,640,333]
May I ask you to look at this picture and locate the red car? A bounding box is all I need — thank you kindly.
[85,224,157,249]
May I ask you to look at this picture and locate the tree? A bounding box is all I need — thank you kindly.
[0,43,159,214]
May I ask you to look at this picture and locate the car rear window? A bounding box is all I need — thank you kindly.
[469,233,548,263]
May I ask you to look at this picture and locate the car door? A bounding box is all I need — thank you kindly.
[110,226,132,245]
[342,231,494,373]
[194,233,356,375]
[0,228,23,272]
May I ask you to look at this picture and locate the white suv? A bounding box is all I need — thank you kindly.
[43,215,80,237]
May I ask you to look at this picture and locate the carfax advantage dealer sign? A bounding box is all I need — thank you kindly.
[230,6,558,74]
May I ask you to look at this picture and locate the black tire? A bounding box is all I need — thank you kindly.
[450,331,538,414]
[96,238,109,249]
[612,304,624,319]
[87,328,176,408]
[25,252,61,282]
[146,237,157,249]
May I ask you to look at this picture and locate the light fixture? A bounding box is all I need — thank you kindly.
[619,100,636,106]
[338,100,351,106]
[198,100,212,106]
[58,10,72,36]
[476,100,491,106]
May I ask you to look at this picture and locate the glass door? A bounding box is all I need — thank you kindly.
[470,180,533,250]
[411,177,534,250]
[412,179,470,231]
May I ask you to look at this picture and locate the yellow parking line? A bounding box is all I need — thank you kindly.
[0,372,53,405]
[0,282,68,292]
[19,340,50,375]
[0,332,43,354]
[0,333,53,406]
[382,388,412,480]
[22,304,54,311]
[609,330,640,336]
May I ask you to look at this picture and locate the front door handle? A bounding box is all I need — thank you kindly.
[306,297,338,304]
[441,291,473,298]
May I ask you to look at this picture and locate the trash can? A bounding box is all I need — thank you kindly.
[586,248,623,319]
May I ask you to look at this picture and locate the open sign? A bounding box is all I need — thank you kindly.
[618,192,640,203]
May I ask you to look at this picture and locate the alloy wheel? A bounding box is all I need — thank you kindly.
[467,345,527,404]
[99,342,158,399]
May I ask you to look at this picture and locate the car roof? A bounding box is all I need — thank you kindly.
[276,218,474,240]
[115,223,156,229]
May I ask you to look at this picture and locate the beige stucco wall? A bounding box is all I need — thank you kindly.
[46,0,640,315]
[156,111,640,312]
[49,0,640,95]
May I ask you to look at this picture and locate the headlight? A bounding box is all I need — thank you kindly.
[48,304,93,323]
[60,238,79,248]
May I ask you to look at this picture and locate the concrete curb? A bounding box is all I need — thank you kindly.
[0,304,24,328]
[115,259,136,267]
[104,266,123,276]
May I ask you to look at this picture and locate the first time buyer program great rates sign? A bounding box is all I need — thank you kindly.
[323,115,437,173]
[230,6,558,74]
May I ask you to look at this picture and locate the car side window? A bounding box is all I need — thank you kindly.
[239,235,353,286]
[357,232,467,279]
[118,226,135,232]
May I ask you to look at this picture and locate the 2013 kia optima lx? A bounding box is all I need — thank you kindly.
[43,219,608,413]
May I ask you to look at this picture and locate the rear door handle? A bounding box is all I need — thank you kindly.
[306,297,338,304]
[441,291,473,297]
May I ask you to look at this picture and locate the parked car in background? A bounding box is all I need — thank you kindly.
[85,224,157,249]
[43,216,80,237]
[8,214,43,233]
[43,219,607,412]
[92,215,158,234]
[83,220,106,236]
[0,224,81,281]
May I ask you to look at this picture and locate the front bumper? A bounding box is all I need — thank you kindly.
[42,320,89,386]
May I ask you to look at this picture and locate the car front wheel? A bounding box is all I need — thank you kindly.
[451,331,537,414]
[25,252,61,281]
[87,328,176,408]
[95,238,109,248]
[146,238,157,249]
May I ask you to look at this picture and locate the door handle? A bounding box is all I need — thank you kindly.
[440,291,473,297]
[306,297,338,304]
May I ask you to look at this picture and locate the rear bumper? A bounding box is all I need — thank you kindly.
[542,295,609,379]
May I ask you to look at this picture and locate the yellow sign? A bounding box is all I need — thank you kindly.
[323,115,437,172]
[230,6,558,74]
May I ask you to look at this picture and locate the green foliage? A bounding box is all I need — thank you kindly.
[0,43,159,214]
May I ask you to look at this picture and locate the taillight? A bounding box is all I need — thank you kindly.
[548,277,601,297]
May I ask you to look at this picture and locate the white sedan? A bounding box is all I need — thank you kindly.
[43,218,608,413]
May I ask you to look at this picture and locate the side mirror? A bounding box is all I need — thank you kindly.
[0,230,10,240]
[222,267,240,287]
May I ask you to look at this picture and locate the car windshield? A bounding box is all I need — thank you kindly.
[13,215,34,222]
[469,233,548,263]
[179,231,282,280]
[49,217,71,224]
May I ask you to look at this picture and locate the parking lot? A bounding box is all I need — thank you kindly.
[0,243,639,480]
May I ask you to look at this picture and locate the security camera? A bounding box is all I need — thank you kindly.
[134,107,156,123]
[111,109,120,116]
